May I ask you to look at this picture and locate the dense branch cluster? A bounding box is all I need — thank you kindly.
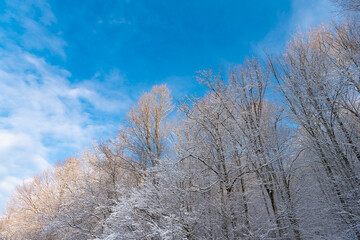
[1,2,360,240]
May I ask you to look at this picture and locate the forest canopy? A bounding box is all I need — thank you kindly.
[1,0,360,239]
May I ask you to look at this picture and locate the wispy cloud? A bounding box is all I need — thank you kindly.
[0,48,109,211]
[0,0,131,212]
[1,0,66,57]
[253,0,336,55]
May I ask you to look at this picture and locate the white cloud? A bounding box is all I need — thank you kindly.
[253,0,337,54]
[108,17,128,25]
[162,75,200,99]
[2,0,65,57]
[0,177,22,194]
[77,69,133,113]
[0,49,109,211]
[0,0,131,212]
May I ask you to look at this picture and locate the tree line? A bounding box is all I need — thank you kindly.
[1,1,360,239]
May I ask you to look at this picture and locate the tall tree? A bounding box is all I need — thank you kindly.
[119,84,174,169]
[269,23,360,238]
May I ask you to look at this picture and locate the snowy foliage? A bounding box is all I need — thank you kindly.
[1,3,360,239]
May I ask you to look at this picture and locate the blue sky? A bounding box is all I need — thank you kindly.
[0,0,335,211]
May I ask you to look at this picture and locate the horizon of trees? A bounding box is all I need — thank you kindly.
[1,1,360,239]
